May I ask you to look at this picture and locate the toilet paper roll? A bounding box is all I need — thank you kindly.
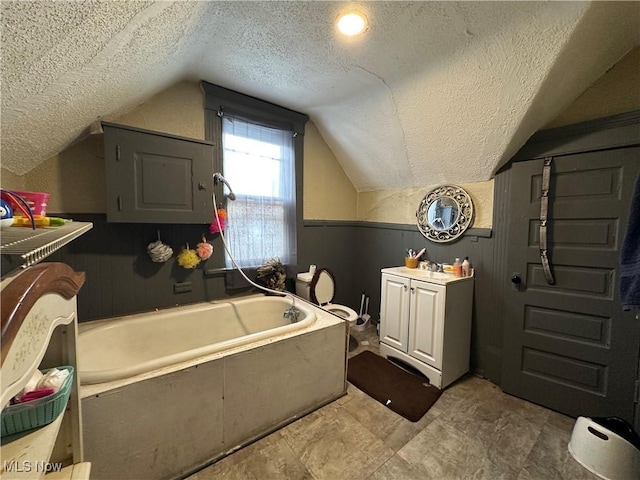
[309,265,316,275]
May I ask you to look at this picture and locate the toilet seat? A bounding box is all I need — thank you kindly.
[308,268,359,324]
[323,303,359,323]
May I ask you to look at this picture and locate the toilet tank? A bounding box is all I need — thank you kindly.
[295,272,313,301]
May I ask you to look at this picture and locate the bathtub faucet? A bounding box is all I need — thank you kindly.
[283,305,301,323]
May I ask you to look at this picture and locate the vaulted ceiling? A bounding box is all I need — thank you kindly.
[2,1,638,191]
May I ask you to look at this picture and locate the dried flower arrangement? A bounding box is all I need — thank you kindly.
[256,257,286,291]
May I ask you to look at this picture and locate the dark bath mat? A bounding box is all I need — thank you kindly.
[347,350,442,422]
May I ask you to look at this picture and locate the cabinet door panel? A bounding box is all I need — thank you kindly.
[104,124,214,223]
[380,274,410,352]
[409,281,445,369]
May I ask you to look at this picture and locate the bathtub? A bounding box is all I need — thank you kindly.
[79,294,347,480]
[78,295,316,385]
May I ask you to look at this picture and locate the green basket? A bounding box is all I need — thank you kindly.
[1,366,74,437]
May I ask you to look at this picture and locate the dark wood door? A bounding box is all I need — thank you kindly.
[502,147,640,423]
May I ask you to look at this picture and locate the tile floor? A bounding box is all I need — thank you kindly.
[188,324,598,480]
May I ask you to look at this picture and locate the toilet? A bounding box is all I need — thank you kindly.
[295,268,359,324]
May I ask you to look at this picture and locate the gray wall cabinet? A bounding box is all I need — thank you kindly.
[103,122,215,224]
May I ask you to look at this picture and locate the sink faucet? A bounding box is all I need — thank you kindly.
[428,262,444,273]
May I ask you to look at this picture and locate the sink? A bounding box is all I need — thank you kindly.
[413,270,451,280]
[391,267,469,284]
[422,271,452,280]
[384,266,472,284]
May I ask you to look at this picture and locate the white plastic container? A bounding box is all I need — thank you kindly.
[462,257,470,277]
[568,416,640,480]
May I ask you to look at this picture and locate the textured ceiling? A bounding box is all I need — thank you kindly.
[2,1,638,191]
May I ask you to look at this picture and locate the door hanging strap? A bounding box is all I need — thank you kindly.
[540,157,555,285]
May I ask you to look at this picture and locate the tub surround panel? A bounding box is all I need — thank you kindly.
[224,323,347,448]
[82,360,225,480]
[81,305,347,480]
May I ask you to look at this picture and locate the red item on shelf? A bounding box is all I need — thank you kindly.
[16,388,55,403]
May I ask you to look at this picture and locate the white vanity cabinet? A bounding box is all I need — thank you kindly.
[379,267,474,389]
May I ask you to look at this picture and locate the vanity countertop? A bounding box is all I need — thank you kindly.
[381,266,474,285]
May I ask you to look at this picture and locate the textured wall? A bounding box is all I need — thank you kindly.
[358,181,494,229]
[8,39,637,221]
[11,79,358,219]
[304,121,358,221]
[0,168,25,191]
[111,81,205,140]
[545,47,640,129]
[26,135,105,214]
[22,81,205,214]
[3,2,638,193]
[1,1,199,176]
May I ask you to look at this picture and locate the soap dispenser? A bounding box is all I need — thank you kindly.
[453,258,462,277]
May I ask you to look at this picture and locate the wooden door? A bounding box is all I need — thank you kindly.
[502,147,640,423]
[380,274,410,352]
[408,280,445,369]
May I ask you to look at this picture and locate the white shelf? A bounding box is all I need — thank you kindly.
[0,414,64,480]
[46,463,91,480]
[1,222,92,269]
[1,263,88,479]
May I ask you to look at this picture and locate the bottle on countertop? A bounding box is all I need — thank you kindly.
[453,257,462,277]
[462,257,470,277]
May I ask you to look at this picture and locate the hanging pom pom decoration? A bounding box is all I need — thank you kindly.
[147,230,173,263]
[196,235,213,261]
[177,243,201,269]
[209,207,227,234]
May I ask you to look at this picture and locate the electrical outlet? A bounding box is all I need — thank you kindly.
[174,282,192,294]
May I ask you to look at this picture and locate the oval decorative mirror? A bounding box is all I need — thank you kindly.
[416,185,474,243]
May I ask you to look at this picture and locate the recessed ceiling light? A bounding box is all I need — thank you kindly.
[337,11,368,36]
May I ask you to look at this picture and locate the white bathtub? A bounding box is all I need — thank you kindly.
[80,295,346,480]
[78,295,316,385]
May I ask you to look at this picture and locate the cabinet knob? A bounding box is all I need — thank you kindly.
[511,274,521,285]
[410,287,415,293]
[403,284,408,291]
[198,182,207,191]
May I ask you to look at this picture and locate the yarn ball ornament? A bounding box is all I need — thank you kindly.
[209,208,227,233]
[196,236,213,261]
[177,248,201,269]
[147,240,173,263]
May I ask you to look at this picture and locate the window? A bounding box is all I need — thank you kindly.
[202,82,308,270]
[221,115,296,267]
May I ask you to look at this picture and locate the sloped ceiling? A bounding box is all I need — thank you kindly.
[2,1,638,191]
